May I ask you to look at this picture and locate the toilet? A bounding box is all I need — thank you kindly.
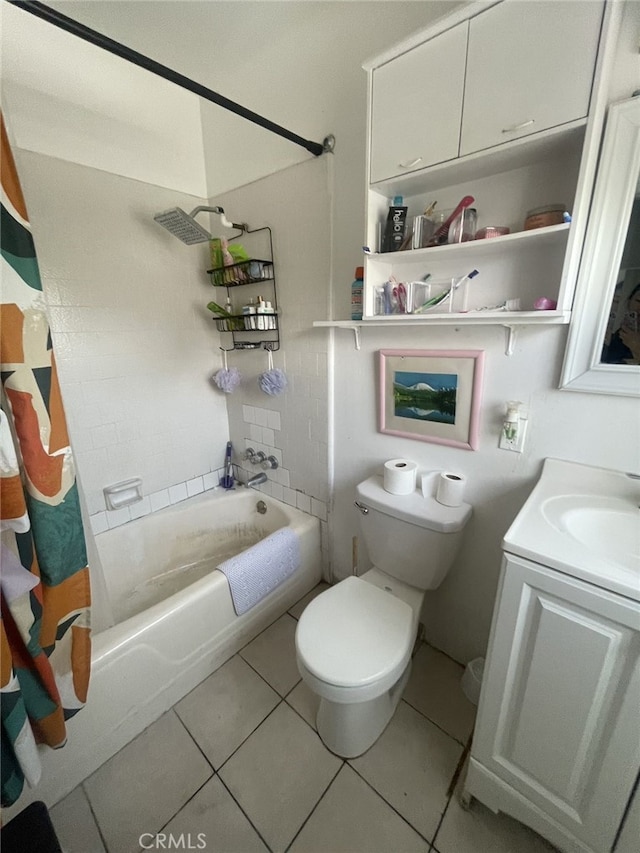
[295,473,471,758]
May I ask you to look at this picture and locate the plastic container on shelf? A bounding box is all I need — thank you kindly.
[411,279,459,314]
[351,267,364,320]
[448,208,477,243]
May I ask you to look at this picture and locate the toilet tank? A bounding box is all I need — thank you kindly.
[355,475,472,590]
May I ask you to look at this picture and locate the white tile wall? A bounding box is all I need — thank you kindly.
[17,152,330,556]
[17,150,231,518]
[216,158,331,549]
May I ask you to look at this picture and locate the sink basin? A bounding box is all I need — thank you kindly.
[503,459,640,600]
[542,495,640,573]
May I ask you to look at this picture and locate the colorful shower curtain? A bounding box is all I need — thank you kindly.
[1,114,91,808]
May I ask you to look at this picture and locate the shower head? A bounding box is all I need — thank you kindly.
[154,207,211,244]
[153,206,245,245]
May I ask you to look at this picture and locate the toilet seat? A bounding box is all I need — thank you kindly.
[295,576,414,694]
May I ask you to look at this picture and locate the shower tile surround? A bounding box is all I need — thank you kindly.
[88,402,328,535]
[49,586,558,853]
[16,151,330,547]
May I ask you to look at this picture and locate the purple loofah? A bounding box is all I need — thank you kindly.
[213,366,241,393]
[258,367,288,396]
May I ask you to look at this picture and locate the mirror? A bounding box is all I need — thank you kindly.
[561,96,640,396]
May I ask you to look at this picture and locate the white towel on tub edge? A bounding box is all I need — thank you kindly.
[218,526,301,616]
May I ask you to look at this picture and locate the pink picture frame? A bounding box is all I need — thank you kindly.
[379,349,485,450]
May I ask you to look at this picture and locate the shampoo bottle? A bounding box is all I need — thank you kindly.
[256,296,266,330]
[351,267,364,321]
[382,196,407,252]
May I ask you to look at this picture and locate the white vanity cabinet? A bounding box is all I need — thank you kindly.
[459,1,604,157]
[369,22,467,184]
[467,553,640,853]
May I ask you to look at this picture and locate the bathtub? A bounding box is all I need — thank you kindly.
[11,487,322,813]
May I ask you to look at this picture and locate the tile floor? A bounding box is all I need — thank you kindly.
[50,584,558,853]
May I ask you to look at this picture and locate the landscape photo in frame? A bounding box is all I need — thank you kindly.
[379,349,484,450]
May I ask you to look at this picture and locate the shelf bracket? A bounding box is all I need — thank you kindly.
[349,325,361,350]
[503,325,517,356]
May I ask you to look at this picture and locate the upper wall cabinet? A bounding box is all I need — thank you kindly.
[370,23,467,184]
[368,0,605,186]
[460,1,604,156]
[350,0,619,332]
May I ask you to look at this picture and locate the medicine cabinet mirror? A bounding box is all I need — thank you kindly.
[561,96,640,396]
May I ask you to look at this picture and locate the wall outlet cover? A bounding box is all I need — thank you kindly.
[499,417,528,453]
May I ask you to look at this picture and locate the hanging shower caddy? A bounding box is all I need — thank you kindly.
[207,225,279,351]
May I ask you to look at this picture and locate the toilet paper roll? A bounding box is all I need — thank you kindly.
[436,472,466,507]
[383,459,418,495]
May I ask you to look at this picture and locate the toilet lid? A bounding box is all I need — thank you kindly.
[296,577,414,687]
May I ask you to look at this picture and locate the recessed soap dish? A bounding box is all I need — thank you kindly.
[103,478,143,511]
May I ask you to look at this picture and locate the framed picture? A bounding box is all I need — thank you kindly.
[379,349,484,450]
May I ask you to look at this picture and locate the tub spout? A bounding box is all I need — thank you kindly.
[246,472,268,488]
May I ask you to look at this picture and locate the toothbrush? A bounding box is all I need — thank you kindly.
[414,269,479,313]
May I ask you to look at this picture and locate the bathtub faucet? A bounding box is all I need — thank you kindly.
[246,472,268,488]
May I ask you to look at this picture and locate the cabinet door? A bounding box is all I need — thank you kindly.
[370,22,467,184]
[473,555,640,853]
[460,1,604,157]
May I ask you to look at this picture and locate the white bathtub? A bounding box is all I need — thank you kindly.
[11,487,322,813]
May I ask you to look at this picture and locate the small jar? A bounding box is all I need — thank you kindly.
[524,204,566,231]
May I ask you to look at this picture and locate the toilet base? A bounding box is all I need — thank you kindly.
[315,660,412,758]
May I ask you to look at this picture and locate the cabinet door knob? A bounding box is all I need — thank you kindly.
[398,157,423,169]
[502,119,535,134]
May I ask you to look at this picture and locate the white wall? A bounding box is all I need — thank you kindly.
[330,324,640,664]
[36,0,463,196]
[329,0,640,664]
[1,2,207,195]
[14,151,231,527]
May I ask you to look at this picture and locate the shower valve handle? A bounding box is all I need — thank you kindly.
[254,451,267,466]
[262,456,279,470]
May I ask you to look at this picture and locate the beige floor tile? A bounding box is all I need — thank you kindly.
[84,711,212,853]
[403,644,477,744]
[175,655,279,768]
[161,776,269,852]
[240,613,301,696]
[350,700,462,841]
[289,764,431,852]
[50,786,106,853]
[286,679,319,729]
[434,787,559,853]
[288,582,330,620]
[219,702,341,852]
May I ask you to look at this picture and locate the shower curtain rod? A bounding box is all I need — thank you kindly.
[8,0,331,157]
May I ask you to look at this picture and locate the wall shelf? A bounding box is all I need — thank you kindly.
[313,310,570,354]
[365,222,571,261]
